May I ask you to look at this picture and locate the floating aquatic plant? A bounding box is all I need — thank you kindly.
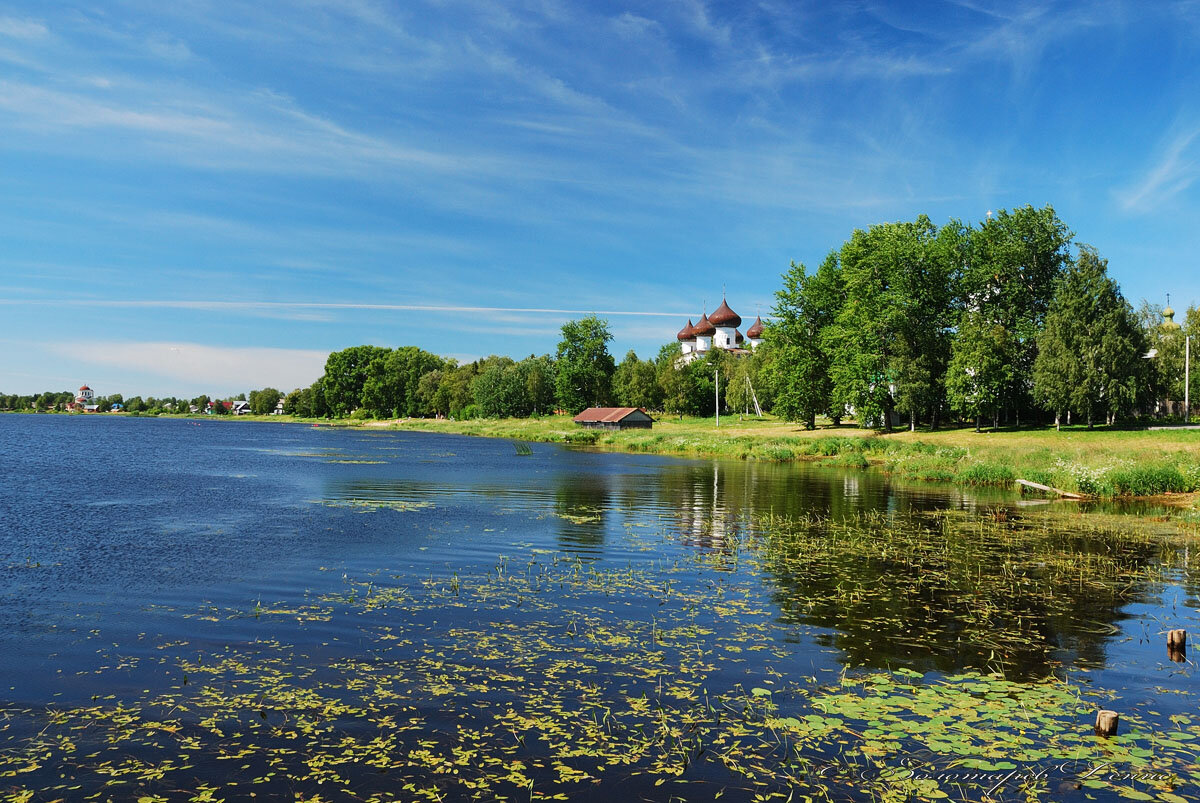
[1,511,1196,802]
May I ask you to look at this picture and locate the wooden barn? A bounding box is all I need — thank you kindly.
[573,407,654,431]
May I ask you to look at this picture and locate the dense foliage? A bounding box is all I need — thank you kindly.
[759,205,1196,429]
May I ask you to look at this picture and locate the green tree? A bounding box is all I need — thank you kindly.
[471,356,521,417]
[764,254,843,428]
[249,388,282,416]
[555,316,615,413]
[359,347,444,418]
[946,312,1011,431]
[613,350,662,410]
[724,356,757,415]
[963,205,1073,423]
[825,217,954,430]
[283,389,302,415]
[1187,306,1200,421]
[290,380,328,418]
[322,345,390,416]
[1034,247,1145,428]
[521,355,558,415]
[656,345,720,417]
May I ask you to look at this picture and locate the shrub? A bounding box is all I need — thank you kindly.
[1108,464,1189,496]
[829,452,869,469]
[760,445,795,461]
[1178,461,1200,492]
[956,462,1015,486]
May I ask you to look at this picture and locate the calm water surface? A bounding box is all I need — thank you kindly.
[0,415,1196,802]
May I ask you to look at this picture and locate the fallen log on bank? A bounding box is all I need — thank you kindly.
[1015,479,1089,500]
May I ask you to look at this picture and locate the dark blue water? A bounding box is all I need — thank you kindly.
[0,414,1007,702]
[0,415,1196,802]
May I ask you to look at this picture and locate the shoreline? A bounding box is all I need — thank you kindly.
[359,415,1200,505]
[9,410,1200,503]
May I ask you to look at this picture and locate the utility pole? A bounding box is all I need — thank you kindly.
[1187,335,1191,424]
[714,368,719,428]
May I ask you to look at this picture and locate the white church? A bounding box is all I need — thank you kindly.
[676,298,764,364]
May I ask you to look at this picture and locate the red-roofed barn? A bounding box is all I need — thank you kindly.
[573,407,654,430]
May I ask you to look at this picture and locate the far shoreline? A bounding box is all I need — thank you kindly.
[11,409,1195,504]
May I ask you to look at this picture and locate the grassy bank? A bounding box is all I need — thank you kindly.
[370,414,1200,499]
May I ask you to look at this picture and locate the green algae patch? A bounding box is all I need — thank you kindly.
[1,512,1197,802]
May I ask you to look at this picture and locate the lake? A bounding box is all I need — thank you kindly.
[0,415,1196,802]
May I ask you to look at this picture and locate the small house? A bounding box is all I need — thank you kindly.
[573,407,654,431]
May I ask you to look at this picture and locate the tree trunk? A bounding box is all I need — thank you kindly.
[1087,407,1093,430]
[1067,410,1071,426]
[910,410,916,432]
[931,406,939,431]
[975,414,981,433]
[1054,411,1061,431]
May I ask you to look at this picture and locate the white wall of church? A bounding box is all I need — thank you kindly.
[714,327,736,348]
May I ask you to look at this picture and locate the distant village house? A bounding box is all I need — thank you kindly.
[573,407,654,430]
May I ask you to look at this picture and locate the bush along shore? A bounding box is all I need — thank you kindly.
[361,414,1200,502]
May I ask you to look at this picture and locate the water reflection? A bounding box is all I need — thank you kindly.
[552,471,608,553]
[312,443,1193,679]
[759,512,1184,679]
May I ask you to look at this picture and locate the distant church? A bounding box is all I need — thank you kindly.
[675,298,764,364]
[66,385,97,412]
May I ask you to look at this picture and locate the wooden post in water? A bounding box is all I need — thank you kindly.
[1168,629,1187,663]
[1094,710,1119,737]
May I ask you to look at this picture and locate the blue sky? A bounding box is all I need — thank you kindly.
[2,0,1199,397]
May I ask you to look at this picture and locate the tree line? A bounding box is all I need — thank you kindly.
[0,391,285,416]
[761,205,1199,430]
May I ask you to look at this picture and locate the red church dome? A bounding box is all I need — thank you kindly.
[708,298,741,328]
[746,316,764,338]
[692,313,716,336]
[677,320,695,341]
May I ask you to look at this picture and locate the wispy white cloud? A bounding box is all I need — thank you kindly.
[1117,126,1200,212]
[144,32,192,61]
[0,299,695,318]
[49,341,328,392]
[0,16,47,39]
